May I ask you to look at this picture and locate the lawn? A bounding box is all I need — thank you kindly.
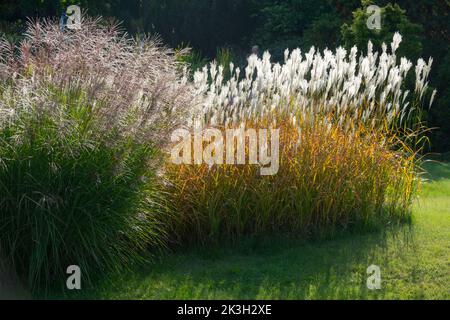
[57,161,449,300]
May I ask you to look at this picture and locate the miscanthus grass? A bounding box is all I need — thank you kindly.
[191,33,435,130]
[165,33,433,244]
[0,18,194,291]
[0,15,436,290]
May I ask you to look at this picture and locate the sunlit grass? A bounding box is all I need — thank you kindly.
[165,116,418,244]
[59,161,449,300]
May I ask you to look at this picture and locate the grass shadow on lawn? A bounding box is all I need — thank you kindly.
[421,160,450,181]
[59,223,419,300]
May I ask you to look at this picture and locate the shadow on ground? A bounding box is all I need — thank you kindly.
[421,160,450,181]
[35,161,450,299]
[63,223,420,300]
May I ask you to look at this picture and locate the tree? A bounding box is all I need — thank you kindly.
[341,1,424,59]
[431,48,450,152]
[249,0,359,60]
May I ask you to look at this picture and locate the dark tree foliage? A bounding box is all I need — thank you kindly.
[341,2,424,59]
[249,0,360,59]
[127,0,256,57]
[373,0,450,151]
[1,1,256,57]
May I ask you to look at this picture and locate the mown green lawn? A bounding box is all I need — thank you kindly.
[59,162,450,299]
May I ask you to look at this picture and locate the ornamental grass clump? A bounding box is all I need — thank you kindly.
[164,33,433,243]
[0,17,194,291]
[165,118,418,243]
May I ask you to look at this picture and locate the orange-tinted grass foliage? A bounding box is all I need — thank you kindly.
[163,114,418,244]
